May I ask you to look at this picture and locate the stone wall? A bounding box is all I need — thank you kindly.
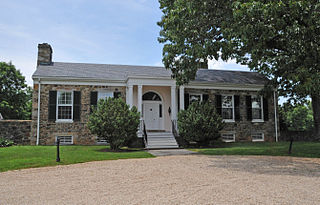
[185,88,279,142]
[0,120,32,145]
[31,84,126,145]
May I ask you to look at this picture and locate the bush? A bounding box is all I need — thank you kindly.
[88,98,140,151]
[0,138,14,147]
[178,101,224,146]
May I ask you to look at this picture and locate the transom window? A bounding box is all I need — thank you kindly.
[222,95,234,121]
[252,132,264,142]
[98,91,113,101]
[57,91,73,120]
[252,95,263,121]
[143,92,161,101]
[189,94,202,104]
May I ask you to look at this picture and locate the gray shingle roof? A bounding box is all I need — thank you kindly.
[32,62,268,85]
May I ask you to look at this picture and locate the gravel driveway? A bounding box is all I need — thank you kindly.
[1,155,319,205]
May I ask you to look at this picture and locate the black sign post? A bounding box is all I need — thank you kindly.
[56,138,60,162]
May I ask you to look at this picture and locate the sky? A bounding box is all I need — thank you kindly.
[1,0,249,86]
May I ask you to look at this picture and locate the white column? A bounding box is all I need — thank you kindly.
[127,85,133,108]
[138,85,143,116]
[171,85,177,120]
[179,86,185,111]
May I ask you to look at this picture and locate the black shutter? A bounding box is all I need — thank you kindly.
[184,93,189,109]
[246,96,252,121]
[90,91,98,113]
[215,95,222,115]
[114,91,121,98]
[203,94,209,102]
[263,97,269,121]
[73,91,81,121]
[234,95,240,121]
[48,91,57,121]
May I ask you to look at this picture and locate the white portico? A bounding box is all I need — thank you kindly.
[125,77,184,132]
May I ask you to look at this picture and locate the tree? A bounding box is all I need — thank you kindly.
[87,98,140,151]
[158,0,320,138]
[280,101,314,131]
[178,101,224,146]
[0,62,32,119]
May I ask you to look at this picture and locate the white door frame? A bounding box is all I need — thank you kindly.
[142,90,164,131]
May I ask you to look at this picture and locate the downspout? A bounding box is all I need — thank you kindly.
[274,91,278,142]
[36,78,41,145]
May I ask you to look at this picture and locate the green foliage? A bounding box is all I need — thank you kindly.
[0,146,154,172]
[158,0,320,137]
[280,101,314,131]
[0,138,14,147]
[0,62,32,119]
[88,98,140,151]
[178,101,224,145]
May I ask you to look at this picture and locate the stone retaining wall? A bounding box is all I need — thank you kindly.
[0,120,32,145]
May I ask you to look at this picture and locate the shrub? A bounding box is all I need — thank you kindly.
[88,98,140,151]
[178,101,224,146]
[0,138,14,147]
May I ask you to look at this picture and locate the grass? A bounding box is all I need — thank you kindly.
[190,142,320,158]
[0,146,154,172]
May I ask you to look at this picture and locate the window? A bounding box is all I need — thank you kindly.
[221,133,235,142]
[142,92,161,101]
[252,132,264,142]
[252,95,263,121]
[222,95,234,121]
[96,137,108,144]
[98,91,113,101]
[57,91,73,121]
[189,94,202,104]
[159,104,162,118]
[56,136,73,145]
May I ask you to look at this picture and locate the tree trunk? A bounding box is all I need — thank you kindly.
[311,94,320,140]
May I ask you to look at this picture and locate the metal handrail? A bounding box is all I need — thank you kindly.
[141,119,148,148]
[171,119,179,138]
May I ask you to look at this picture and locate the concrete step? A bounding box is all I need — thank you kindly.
[146,145,179,149]
[145,132,179,149]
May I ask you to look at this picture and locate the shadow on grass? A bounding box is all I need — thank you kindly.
[97,147,145,153]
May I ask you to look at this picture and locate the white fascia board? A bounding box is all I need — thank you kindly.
[126,77,176,86]
[33,77,126,86]
[185,82,266,91]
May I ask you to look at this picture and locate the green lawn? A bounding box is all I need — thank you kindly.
[0,146,154,172]
[190,142,320,158]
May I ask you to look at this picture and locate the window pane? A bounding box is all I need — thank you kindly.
[252,108,262,119]
[142,92,161,101]
[222,108,233,119]
[252,96,261,108]
[222,96,233,108]
[98,92,113,101]
[58,91,72,105]
[190,94,201,103]
[58,106,72,119]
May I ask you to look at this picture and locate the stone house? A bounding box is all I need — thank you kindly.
[31,43,279,148]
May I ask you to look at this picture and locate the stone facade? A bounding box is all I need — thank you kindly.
[31,84,126,145]
[0,120,32,145]
[185,88,279,142]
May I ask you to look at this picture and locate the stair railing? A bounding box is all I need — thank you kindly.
[171,119,179,138]
[140,119,148,148]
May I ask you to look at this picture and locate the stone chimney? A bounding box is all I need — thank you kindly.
[198,59,208,69]
[37,43,53,66]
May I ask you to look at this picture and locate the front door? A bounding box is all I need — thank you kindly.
[143,102,161,130]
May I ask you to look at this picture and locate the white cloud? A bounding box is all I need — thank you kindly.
[208,58,250,71]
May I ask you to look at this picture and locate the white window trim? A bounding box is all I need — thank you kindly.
[55,136,73,145]
[189,93,203,103]
[56,90,73,123]
[251,95,264,122]
[252,132,264,142]
[221,132,236,142]
[222,94,235,123]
